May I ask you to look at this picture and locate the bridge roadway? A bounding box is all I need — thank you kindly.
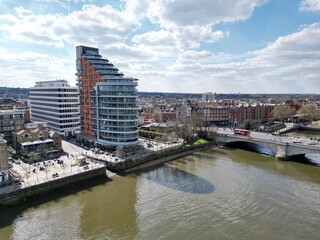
[215,128,320,159]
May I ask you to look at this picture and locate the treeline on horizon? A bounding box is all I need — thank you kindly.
[0,87,318,100]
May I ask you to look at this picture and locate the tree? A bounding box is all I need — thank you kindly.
[168,131,178,143]
[116,145,125,157]
[174,120,192,140]
[190,111,205,132]
[28,151,38,163]
[271,105,295,123]
[242,120,252,130]
[297,104,320,121]
[154,136,161,151]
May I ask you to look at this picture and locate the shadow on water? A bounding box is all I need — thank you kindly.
[225,141,275,156]
[0,177,112,229]
[286,154,320,166]
[135,164,215,194]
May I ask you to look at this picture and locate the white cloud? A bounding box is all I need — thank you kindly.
[0,1,146,47]
[300,0,320,11]
[0,0,319,94]
[0,48,75,87]
[165,23,320,93]
[147,0,267,28]
[132,27,229,51]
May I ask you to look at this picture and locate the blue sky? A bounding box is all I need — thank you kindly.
[0,0,320,93]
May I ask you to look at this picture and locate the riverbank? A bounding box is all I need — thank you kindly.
[123,142,217,174]
[0,141,217,208]
[0,166,107,209]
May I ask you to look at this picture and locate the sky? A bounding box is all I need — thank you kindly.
[0,0,320,93]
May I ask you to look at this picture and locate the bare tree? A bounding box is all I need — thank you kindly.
[271,105,296,123]
[174,121,192,140]
[190,111,205,132]
[168,131,178,143]
[298,104,320,121]
[116,145,125,157]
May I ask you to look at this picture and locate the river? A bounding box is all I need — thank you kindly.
[0,148,320,240]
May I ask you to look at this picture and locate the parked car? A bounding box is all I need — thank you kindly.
[292,139,301,143]
[307,141,317,145]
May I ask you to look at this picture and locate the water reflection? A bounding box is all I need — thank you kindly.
[78,175,139,240]
[219,148,320,184]
[137,164,215,194]
[0,178,110,240]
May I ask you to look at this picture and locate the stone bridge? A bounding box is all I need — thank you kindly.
[215,134,320,159]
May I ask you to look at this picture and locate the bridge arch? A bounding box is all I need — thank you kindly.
[225,141,275,156]
[215,134,320,161]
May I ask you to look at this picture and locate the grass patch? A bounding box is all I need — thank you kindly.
[185,138,208,146]
[194,139,208,145]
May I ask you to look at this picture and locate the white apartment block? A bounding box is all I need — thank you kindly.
[202,92,215,102]
[30,80,80,137]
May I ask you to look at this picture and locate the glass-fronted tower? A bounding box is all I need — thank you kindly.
[76,46,139,147]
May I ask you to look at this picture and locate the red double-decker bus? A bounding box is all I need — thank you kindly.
[233,128,250,136]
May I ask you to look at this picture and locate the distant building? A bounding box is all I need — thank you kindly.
[230,103,274,124]
[176,104,192,123]
[76,46,139,148]
[149,122,177,134]
[0,137,9,185]
[30,80,80,137]
[192,103,275,125]
[0,109,25,143]
[159,107,177,122]
[192,106,231,124]
[202,92,215,102]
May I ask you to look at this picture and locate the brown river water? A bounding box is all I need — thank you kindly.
[0,148,319,240]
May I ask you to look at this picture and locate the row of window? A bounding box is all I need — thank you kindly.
[31,93,79,97]
[95,92,136,96]
[97,109,137,114]
[32,103,78,108]
[0,126,14,131]
[95,126,137,132]
[98,121,137,127]
[98,85,136,91]
[0,114,24,120]
[31,98,78,103]
[31,88,78,92]
[32,106,79,113]
[99,137,138,143]
[99,98,136,103]
[33,110,79,119]
[96,104,137,109]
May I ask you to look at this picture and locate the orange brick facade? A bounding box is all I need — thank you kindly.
[80,57,102,136]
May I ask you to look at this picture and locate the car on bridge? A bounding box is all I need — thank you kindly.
[292,139,301,143]
[307,141,318,145]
